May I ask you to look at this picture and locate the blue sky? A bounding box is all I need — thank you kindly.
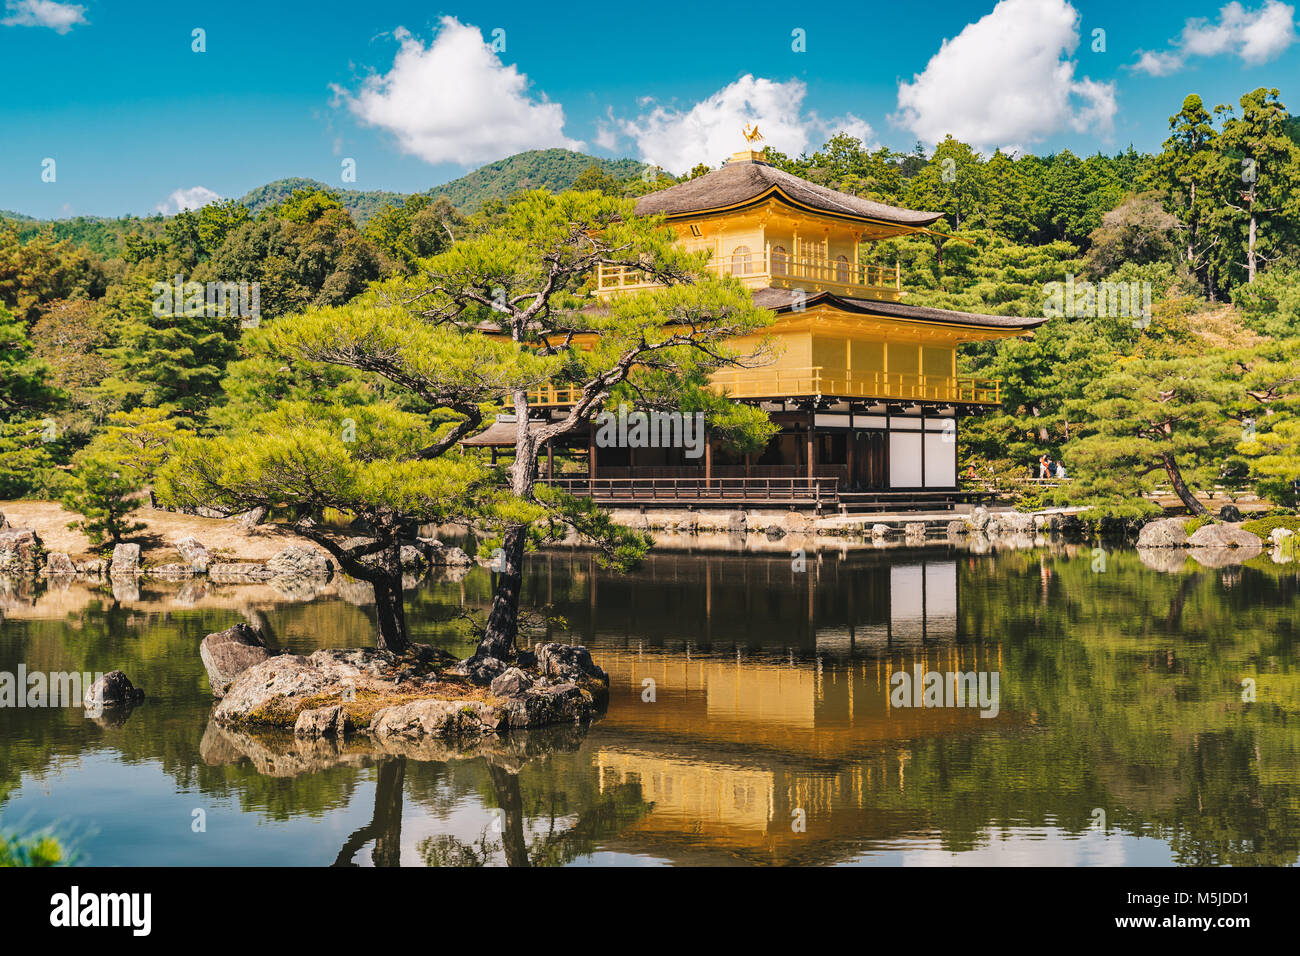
[1,0,1297,218]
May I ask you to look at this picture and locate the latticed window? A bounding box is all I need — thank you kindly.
[835,255,850,283]
[731,245,754,275]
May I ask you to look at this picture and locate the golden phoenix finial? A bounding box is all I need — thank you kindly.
[742,123,764,145]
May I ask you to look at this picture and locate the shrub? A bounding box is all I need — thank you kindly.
[1241,515,1300,538]
[0,830,65,867]
[61,454,145,548]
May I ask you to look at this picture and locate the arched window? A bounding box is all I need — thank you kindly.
[771,245,789,276]
[731,245,753,276]
[835,255,850,283]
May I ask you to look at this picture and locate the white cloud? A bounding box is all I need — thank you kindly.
[156,186,222,216]
[1132,1,1297,74]
[1,0,86,33]
[893,0,1116,150]
[618,75,874,174]
[823,113,877,147]
[333,17,581,166]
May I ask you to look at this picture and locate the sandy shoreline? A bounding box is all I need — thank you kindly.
[0,500,319,565]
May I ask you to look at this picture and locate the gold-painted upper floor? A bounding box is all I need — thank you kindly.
[597,249,902,301]
[528,369,1000,406]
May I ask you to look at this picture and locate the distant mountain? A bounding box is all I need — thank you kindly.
[238,150,647,224]
[2,149,650,241]
[236,177,406,224]
[425,149,647,210]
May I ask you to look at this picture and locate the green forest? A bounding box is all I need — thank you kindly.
[2,85,1299,543]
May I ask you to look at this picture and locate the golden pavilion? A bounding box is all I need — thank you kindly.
[466,139,1047,511]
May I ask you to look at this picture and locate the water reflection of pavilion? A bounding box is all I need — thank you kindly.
[521,549,1010,864]
[529,548,968,655]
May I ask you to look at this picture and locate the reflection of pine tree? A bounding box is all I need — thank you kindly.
[415,763,650,868]
[333,758,406,868]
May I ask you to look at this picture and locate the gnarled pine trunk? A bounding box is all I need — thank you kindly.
[478,388,537,660]
[1161,452,1209,517]
[371,540,410,654]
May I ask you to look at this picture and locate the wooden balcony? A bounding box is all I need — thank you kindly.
[596,250,902,301]
[710,366,1001,404]
[526,367,1001,407]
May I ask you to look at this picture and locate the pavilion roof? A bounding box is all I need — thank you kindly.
[750,287,1050,331]
[633,158,943,227]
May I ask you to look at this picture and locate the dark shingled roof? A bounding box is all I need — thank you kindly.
[460,417,550,447]
[634,160,944,226]
[750,287,1049,331]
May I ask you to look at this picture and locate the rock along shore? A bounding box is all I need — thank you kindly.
[199,623,609,746]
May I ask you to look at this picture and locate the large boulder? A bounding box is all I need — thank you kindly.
[421,539,473,567]
[84,670,145,709]
[0,510,8,530]
[783,511,813,535]
[294,705,351,738]
[987,511,1035,537]
[109,543,141,576]
[370,699,502,740]
[448,655,507,686]
[533,643,608,685]
[213,648,391,724]
[499,681,595,729]
[43,551,78,575]
[233,506,268,529]
[214,654,339,723]
[727,510,747,534]
[200,623,273,698]
[1186,523,1263,549]
[904,522,927,538]
[490,667,535,698]
[267,546,332,579]
[1136,518,1188,548]
[175,537,211,572]
[0,529,44,573]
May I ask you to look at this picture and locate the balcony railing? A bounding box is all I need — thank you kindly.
[597,250,901,299]
[527,367,1001,406]
[711,366,1001,404]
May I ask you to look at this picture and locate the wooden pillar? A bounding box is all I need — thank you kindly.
[546,440,554,481]
[807,409,816,482]
[704,434,713,487]
[845,414,855,490]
